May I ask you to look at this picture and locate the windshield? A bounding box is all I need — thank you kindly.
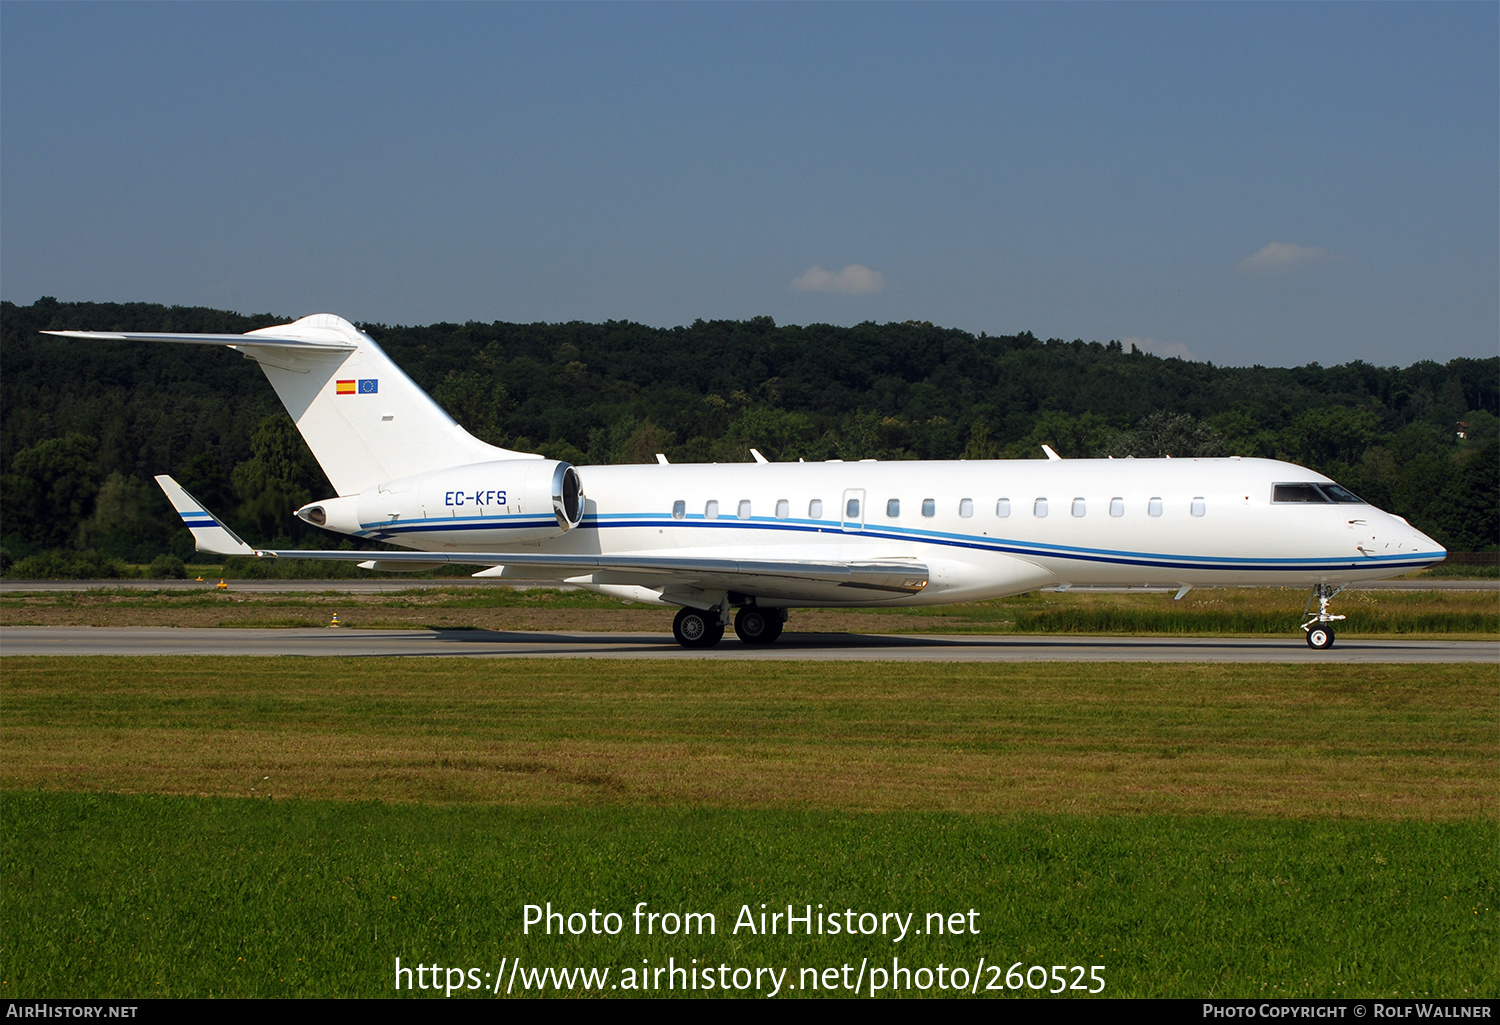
[1272,482,1367,504]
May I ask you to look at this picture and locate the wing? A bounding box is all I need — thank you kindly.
[263,548,929,601]
[154,476,928,603]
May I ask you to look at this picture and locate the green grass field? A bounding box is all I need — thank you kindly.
[1,657,1494,998]
[3,796,1492,999]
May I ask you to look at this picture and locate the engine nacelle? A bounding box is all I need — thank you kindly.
[296,459,583,545]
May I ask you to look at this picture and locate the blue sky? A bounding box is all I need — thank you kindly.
[3,2,1495,367]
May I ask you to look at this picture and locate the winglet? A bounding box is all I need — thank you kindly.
[154,475,255,556]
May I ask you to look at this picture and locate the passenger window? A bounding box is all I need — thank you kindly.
[1034,498,1049,518]
[1109,498,1124,517]
[705,500,719,520]
[738,500,751,519]
[1148,497,1163,517]
[959,498,973,518]
[809,499,823,519]
[996,498,1011,518]
[922,498,936,517]
[887,498,900,517]
[846,498,861,518]
[1071,498,1086,517]
[672,500,686,519]
[775,499,789,520]
[1191,497,1206,517]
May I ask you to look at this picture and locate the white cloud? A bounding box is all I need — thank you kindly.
[1237,241,1333,274]
[1122,336,1197,361]
[791,264,885,295]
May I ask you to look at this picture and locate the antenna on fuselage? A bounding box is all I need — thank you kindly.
[1042,445,1062,461]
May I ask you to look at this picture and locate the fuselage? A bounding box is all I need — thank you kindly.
[328,456,1444,606]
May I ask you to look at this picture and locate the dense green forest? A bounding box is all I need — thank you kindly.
[1,298,1495,575]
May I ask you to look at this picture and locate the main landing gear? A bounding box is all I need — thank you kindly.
[671,606,787,648]
[1301,584,1346,650]
[672,606,725,649]
[733,606,785,645]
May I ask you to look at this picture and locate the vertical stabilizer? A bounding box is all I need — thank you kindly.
[238,315,539,494]
[45,315,539,495]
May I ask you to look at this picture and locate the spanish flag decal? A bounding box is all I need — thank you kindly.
[336,380,356,395]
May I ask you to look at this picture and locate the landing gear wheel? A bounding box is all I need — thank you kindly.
[673,607,724,649]
[734,607,784,644]
[1305,624,1335,650]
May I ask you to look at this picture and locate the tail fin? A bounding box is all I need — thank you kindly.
[47,314,539,495]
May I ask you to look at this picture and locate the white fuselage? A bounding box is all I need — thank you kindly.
[345,456,1444,606]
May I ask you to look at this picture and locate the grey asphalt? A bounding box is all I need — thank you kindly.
[2,626,1494,662]
[2,578,1495,593]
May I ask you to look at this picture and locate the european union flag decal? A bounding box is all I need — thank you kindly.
[358,379,378,394]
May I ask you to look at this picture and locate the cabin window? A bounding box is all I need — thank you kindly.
[809,499,823,519]
[1071,498,1086,517]
[737,500,752,520]
[996,498,1011,518]
[846,498,861,518]
[1191,497,1206,517]
[1109,498,1124,517]
[672,500,685,520]
[922,498,936,517]
[1034,498,1049,518]
[887,498,901,517]
[959,498,973,518]
[705,500,719,520]
[775,499,789,520]
[1148,497,1163,517]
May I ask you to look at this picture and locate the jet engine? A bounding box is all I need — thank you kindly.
[296,459,584,545]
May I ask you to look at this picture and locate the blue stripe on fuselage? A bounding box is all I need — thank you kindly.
[351,512,1442,574]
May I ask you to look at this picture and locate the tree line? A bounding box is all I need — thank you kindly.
[2,298,1494,575]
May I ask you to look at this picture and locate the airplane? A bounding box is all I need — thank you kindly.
[45,314,1447,649]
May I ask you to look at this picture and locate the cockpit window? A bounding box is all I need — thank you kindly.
[1273,483,1367,504]
[1320,483,1366,504]
[1273,484,1328,503]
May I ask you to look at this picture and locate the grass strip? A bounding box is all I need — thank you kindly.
[2,658,1493,819]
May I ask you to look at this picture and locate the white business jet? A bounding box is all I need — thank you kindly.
[46,314,1446,649]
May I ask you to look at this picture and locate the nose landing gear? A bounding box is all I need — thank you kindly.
[1301,584,1346,650]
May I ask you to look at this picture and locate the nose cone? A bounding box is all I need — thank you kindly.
[1382,513,1446,570]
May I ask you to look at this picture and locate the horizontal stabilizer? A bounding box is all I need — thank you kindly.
[154,476,254,556]
[42,330,355,351]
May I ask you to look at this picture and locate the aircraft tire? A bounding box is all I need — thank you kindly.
[673,607,723,648]
[734,607,783,644]
[1305,624,1335,650]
